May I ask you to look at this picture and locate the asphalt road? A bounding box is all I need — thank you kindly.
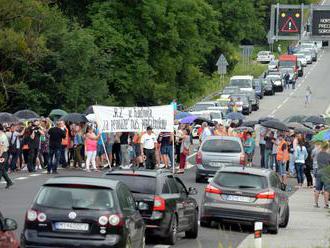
[1,48,330,248]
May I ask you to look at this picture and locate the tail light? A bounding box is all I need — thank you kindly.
[26,210,47,222]
[205,184,222,194]
[256,191,275,199]
[98,216,108,226]
[153,196,166,211]
[240,153,246,165]
[196,151,202,164]
[108,214,123,226]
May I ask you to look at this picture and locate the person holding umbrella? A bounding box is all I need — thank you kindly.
[276,134,290,186]
[243,131,255,167]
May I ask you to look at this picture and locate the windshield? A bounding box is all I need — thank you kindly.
[36,186,115,210]
[279,61,295,67]
[266,75,281,81]
[106,175,156,194]
[302,50,312,56]
[223,89,239,94]
[295,54,304,59]
[258,51,268,56]
[230,79,252,88]
[194,104,214,111]
[214,172,267,189]
[202,139,242,153]
[210,112,221,119]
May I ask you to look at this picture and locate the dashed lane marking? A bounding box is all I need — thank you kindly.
[15,177,28,180]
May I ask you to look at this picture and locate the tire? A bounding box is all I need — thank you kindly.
[280,205,290,228]
[279,86,284,92]
[269,212,279,234]
[185,210,198,239]
[167,215,178,245]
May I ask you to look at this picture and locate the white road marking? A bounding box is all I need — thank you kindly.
[289,92,294,96]
[15,177,28,180]
[276,104,283,110]
[325,103,330,115]
[29,173,41,177]
[153,246,170,248]
[283,98,289,104]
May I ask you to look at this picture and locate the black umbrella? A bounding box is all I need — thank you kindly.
[193,117,214,126]
[226,112,245,121]
[241,120,258,128]
[294,127,314,135]
[84,105,94,115]
[303,115,325,125]
[261,120,289,131]
[287,122,305,129]
[258,117,280,124]
[283,115,306,124]
[14,110,40,120]
[0,112,19,124]
[60,113,88,123]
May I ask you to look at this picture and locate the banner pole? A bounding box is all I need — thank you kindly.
[172,131,175,174]
[100,134,111,169]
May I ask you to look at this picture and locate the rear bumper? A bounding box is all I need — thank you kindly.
[21,230,123,248]
[196,164,218,179]
[201,204,276,226]
[144,213,171,237]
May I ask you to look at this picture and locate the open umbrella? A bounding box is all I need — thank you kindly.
[226,112,245,121]
[258,117,279,124]
[294,127,314,135]
[86,113,96,122]
[235,126,254,132]
[84,105,94,115]
[287,122,305,129]
[0,112,19,124]
[193,117,215,126]
[49,109,68,119]
[175,111,191,120]
[304,115,325,125]
[14,110,39,120]
[283,115,306,124]
[312,129,330,142]
[180,115,197,124]
[60,113,88,123]
[261,120,289,131]
[241,120,258,128]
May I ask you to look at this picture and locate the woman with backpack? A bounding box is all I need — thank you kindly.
[294,139,308,188]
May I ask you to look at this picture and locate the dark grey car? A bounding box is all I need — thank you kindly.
[261,78,275,95]
[200,166,289,234]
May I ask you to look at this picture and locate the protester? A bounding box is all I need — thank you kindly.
[0,139,13,189]
[7,124,24,172]
[140,126,157,170]
[214,123,227,136]
[159,132,173,169]
[200,122,211,143]
[96,128,107,169]
[264,130,275,169]
[179,129,191,174]
[59,121,69,168]
[304,139,314,188]
[73,125,83,168]
[294,139,308,188]
[120,132,130,166]
[277,134,289,185]
[40,120,50,169]
[288,133,296,177]
[112,133,121,167]
[48,122,66,174]
[314,142,330,208]
[243,131,255,167]
[84,126,101,172]
[132,132,143,167]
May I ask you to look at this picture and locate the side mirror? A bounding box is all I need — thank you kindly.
[188,187,198,195]
[2,218,17,231]
[207,178,213,183]
[280,183,286,191]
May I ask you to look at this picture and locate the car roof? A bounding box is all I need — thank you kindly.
[105,168,172,178]
[230,75,253,80]
[218,166,272,177]
[43,176,120,189]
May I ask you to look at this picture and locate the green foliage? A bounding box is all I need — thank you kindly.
[0,0,313,114]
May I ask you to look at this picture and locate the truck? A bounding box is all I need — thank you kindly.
[278,54,298,73]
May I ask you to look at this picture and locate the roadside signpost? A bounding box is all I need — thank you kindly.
[239,45,254,73]
[216,54,229,89]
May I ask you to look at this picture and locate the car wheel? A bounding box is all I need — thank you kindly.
[185,210,198,239]
[125,236,132,248]
[269,212,279,234]
[280,86,284,92]
[279,205,290,228]
[167,215,178,245]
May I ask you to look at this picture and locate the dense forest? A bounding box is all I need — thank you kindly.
[0,0,315,115]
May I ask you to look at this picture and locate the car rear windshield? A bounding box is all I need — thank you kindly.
[106,175,156,195]
[36,186,115,210]
[230,79,251,88]
[279,61,295,67]
[214,172,267,189]
[202,139,241,153]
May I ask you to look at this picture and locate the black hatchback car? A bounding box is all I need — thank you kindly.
[105,169,199,245]
[21,177,145,248]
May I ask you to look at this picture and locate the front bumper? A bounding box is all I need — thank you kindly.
[21,230,124,248]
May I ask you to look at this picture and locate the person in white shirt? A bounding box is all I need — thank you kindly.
[140,126,157,169]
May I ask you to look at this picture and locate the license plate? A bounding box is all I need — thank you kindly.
[55,222,89,231]
[223,194,251,202]
[209,162,226,167]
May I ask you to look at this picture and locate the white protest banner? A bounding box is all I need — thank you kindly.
[93,105,174,133]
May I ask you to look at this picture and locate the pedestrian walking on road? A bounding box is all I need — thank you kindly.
[284,72,290,89]
[294,139,308,188]
[0,124,13,189]
[243,131,255,167]
[305,86,312,106]
[48,122,66,174]
[140,126,157,170]
[314,142,330,208]
[304,140,314,188]
[84,126,100,172]
[264,130,275,169]
[277,134,289,186]
[179,129,191,174]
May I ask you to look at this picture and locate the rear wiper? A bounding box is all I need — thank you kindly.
[237,185,257,189]
[72,206,92,210]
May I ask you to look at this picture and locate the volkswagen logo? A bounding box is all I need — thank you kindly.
[68,212,77,220]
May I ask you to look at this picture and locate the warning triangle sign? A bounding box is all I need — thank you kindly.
[280,16,299,33]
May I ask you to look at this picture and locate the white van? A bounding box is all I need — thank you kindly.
[229,75,254,92]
